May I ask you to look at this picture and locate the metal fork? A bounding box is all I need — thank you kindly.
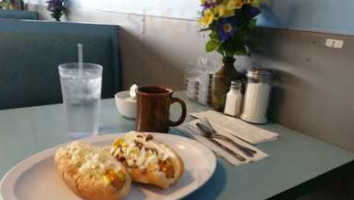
[200,118,257,157]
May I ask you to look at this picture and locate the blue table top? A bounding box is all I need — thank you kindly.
[0,92,353,200]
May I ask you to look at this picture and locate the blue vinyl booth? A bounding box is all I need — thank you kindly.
[0,20,122,109]
[0,10,39,20]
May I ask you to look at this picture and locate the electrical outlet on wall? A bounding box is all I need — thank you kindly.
[325,39,344,49]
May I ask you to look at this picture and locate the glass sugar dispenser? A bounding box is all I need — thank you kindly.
[241,68,273,124]
[224,81,243,117]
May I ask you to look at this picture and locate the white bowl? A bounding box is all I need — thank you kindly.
[115,91,136,119]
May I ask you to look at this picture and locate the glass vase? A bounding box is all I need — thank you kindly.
[212,57,241,112]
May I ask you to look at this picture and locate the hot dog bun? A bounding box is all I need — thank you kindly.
[55,141,131,200]
[110,132,184,189]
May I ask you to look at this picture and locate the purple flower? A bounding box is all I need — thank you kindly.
[201,0,219,14]
[47,0,65,12]
[202,2,218,10]
[217,17,238,41]
[46,0,65,21]
[248,6,260,18]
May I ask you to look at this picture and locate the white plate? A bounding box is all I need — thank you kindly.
[0,133,216,200]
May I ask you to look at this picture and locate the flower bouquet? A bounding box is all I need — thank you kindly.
[0,0,10,10]
[47,0,65,21]
[198,0,263,111]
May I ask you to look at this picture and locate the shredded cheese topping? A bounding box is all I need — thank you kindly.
[110,132,172,172]
[63,141,123,180]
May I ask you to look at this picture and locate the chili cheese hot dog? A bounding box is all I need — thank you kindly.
[55,141,131,200]
[110,132,184,189]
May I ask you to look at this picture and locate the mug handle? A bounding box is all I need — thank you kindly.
[169,97,187,127]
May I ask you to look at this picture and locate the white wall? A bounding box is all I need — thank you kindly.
[26,0,200,20]
[25,1,228,90]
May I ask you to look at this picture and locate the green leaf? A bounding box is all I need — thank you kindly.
[206,40,220,52]
[234,46,248,55]
[216,49,225,56]
[209,31,219,41]
[248,18,257,30]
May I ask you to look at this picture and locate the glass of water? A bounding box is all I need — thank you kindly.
[58,63,103,139]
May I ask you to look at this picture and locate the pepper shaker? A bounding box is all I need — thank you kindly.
[241,68,273,124]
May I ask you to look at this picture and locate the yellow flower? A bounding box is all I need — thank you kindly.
[199,9,215,26]
[226,0,244,10]
[200,0,219,5]
[214,4,234,18]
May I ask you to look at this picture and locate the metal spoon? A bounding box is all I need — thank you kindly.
[196,122,256,157]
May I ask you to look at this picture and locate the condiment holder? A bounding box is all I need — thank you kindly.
[115,85,138,119]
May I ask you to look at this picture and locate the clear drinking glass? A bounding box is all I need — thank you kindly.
[58,63,103,139]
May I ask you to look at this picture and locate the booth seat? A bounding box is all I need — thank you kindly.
[0,20,122,109]
[0,10,38,20]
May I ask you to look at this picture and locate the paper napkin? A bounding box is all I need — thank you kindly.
[177,119,269,166]
[189,110,279,144]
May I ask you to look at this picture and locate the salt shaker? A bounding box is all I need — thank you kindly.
[241,68,273,124]
[224,81,243,117]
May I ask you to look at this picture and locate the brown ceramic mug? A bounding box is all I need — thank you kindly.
[136,86,187,133]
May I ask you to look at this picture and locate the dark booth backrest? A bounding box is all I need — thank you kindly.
[0,21,122,109]
[0,10,39,20]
